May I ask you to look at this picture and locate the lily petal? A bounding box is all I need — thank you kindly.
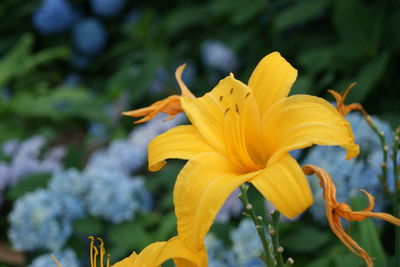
[112,236,205,267]
[248,52,298,117]
[148,125,213,172]
[174,152,260,252]
[262,95,359,164]
[249,153,313,218]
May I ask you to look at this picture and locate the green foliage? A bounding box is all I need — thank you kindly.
[6,172,51,201]
[0,0,399,266]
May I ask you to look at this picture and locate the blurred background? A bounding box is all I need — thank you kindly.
[0,0,399,266]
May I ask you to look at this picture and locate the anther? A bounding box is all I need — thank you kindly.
[230,88,234,95]
[235,104,239,114]
[224,108,231,115]
[219,95,223,101]
[245,92,250,99]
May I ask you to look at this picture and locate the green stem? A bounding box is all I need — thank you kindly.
[361,112,390,193]
[270,210,285,266]
[239,184,276,266]
[393,128,400,266]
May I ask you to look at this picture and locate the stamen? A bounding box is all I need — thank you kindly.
[235,104,239,114]
[52,256,62,267]
[219,96,223,101]
[89,236,95,267]
[97,237,105,267]
[89,236,99,267]
[245,92,250,99]
[230,88,234,95]
[224,107,231,115]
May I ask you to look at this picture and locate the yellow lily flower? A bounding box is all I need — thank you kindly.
[112,236,206,267]
[141,52,359,254]
[53,236,206,267]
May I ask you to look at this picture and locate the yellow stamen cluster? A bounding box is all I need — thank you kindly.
[52,236,110,267]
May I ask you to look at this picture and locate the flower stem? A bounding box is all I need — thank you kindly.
[239,184,276,266]
[239,184,293,267]
[393,127,400,266]
[270,210,285,266]
[360,111,390,193]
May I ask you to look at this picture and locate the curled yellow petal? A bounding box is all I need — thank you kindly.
[250,154,313,218]
[148,125,213,172]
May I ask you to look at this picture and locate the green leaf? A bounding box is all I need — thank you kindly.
[73,217,104,236]
[273,0,330,32]
[8,87,104,121]
[347,52,389,103]
[349,196,388,267]
[280,224,331,252]
[156,212,177,240]
[109,221,152,248]
[0,34,69,86]
[165,5,208,36]
[333,0,382,58]
[6,172,51,200]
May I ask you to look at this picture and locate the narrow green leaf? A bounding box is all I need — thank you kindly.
[274,0,329,32]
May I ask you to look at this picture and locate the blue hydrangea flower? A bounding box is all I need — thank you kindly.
[201,40,238,74]
[28,249,79,267]
[83,166,148,223]
[90,0,126,18]
[216,188,242,223]
[72,18,107,56]
[48,169,87,219]
[2,139,19,156]
[303,112,391,222]
[230,219,263,264]
[3,136,65,186]
[148,67,169,96]
[32,0,76,35]
[129,113,185,154]
[205,234,237,267]
[8,189,72,251]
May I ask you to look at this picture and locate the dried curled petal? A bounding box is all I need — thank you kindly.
[123,64,195,124]
[303,164,400,267]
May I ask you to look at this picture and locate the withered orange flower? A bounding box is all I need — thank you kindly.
[328,82,363,116]
[303,164,400,267]
[122,64,195,123]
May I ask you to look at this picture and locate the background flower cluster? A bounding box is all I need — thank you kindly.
[0,0,399,266]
